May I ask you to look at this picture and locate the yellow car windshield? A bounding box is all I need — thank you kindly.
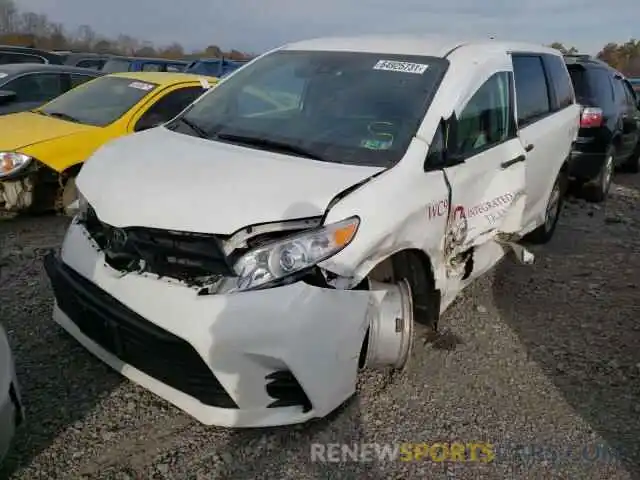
[39,76,158,127]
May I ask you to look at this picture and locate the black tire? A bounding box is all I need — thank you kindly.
[582,146,614,202]
[390,251,440,332]
[620,141,640,173]
[525,170,567,245]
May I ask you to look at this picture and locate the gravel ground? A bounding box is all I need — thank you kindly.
[0,172,639,480]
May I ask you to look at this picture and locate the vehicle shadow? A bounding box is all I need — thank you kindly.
[0,215,122,478]
[491,179,640,476]
[196,201,389,479]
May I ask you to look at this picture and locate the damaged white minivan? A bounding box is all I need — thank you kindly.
[44,35,579,427]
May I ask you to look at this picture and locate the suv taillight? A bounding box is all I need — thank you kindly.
[580,107,603,128]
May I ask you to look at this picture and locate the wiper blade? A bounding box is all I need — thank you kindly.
[171,117,209,138]
[214,133,325,161]
[40,111,81,123]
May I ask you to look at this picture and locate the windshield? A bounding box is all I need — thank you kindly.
[170,50,448,167]
[39,76,158,127]
[102,59,133,73]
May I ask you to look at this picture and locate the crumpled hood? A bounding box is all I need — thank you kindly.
[0,111,96,151]
[77,127,384,234]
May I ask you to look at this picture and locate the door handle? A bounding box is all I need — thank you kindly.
[525,144,534,152]
[501,154,526,169]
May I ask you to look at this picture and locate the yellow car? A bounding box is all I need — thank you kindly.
[0,71,217,214]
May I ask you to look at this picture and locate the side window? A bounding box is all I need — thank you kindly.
[141,63,162,72]
[512,55,551,126]
[0,52,46,64]
[134,86,206,131]
[76,59,105,69]
[543,54,574,110]
[166,64,184,72]
[3,73,64,102]
[454,72,512,156]
[612,77,628,107]
[70,74,96,88]
[622,80,638,107]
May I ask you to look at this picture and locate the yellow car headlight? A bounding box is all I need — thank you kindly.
[0,152,32,178]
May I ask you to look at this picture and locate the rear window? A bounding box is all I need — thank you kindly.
[567,66,589,99]
[102,59,132,73]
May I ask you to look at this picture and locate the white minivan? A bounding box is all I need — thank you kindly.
[45,35,579,427]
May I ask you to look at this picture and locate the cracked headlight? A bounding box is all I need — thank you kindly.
[0,152,32,178]
[233,216,360,292]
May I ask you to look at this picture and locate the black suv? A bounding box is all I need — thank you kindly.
[564,54,640,202]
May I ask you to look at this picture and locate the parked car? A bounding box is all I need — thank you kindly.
[630,78,640,93]
[102,56,188,74]
[0,45,65,65]
[0,322,24,465]
[564,54,640,201]
[0,72,216,214]
[44,35,579,428]
[185,57,248,78]
[61,52,112,70]
[0,64,102,115]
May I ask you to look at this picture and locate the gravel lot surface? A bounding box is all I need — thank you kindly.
[0,173,638,480]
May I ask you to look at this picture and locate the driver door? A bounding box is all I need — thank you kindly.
[440,57,526,290]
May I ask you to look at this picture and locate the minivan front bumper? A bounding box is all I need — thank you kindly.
[44,222,393,427]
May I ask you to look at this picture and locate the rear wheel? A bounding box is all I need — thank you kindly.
[525,170,566,244]
[582,147,614,202]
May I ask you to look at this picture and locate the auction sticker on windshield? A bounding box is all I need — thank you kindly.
[128,81,154,91]
[373,60,428,74]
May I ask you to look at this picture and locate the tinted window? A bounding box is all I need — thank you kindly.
[135,86,206,131]
[102,59,132,73]
[512,55,551,125]
[172,51,448,168]
[3,73,64,102]
[70,74,97,88]
[567,66,589,100]
[141,63,162,72]
[587,68,614,105]
[0,52,46,64]
[622,80,637,107]
[455,72,512,156]
[39,76,158,126]
[76,59,105,70]
[612,77,628,106]
[544,54,574,109]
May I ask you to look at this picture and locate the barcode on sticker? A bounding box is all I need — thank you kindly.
[373,60,428,74]
[128,81,154,91]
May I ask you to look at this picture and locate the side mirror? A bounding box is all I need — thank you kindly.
[0,90,16,105]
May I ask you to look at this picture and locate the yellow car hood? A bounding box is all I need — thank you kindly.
[0,111,108,172]
[0,111,96,151]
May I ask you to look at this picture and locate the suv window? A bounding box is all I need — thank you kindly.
[612,77,628,107]
[455,72,512,156]
[512,55,551,125]
[543,54,574,109]
[141,63,162,72]
[135,86,206,131]
[102,59,132,73]
[589,68,614,105]
[622,80,638,107]
[3,73,64,102]
[76,59,105,70]
[0,52,46,64]
[70,74,96,88]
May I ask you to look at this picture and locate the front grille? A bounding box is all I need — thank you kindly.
[265,370,312,412]
[44,253,238,409]
[81,210,234,284]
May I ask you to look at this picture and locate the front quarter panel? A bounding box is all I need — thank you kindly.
[319,138,450,291]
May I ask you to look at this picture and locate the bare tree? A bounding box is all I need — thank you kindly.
[0,0,19,34]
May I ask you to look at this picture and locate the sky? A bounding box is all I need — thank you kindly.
[17,0,639,55]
